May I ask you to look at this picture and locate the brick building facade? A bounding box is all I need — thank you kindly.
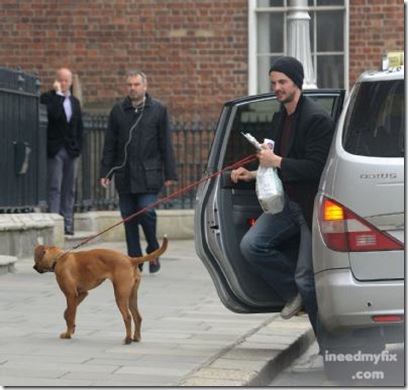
[1,0,403,121]
[349,0,404,85]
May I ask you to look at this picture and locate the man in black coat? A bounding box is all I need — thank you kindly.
[100,70,177,273]
[40,68,84,235]
[231,57,335,371]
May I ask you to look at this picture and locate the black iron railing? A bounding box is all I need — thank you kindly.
[0,68,47,213]
[75,115,215,211]
[0,66,215,213]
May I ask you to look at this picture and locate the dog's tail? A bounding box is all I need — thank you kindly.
[130,236,168,265]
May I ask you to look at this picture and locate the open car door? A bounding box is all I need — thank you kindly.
[195,90,345,313]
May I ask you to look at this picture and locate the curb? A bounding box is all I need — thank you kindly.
[177,315,314,386]
[0,255,17,275]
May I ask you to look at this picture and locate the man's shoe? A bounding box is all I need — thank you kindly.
[280,293,302,319]
[149,258,161,273]
[64,229,74,236]
[292,354,324,373]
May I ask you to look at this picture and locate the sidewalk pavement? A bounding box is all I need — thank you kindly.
[0,239,314,387]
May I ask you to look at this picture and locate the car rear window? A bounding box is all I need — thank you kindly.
[342,79,404,157]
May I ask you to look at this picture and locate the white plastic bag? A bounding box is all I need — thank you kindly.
[256,165,285,214]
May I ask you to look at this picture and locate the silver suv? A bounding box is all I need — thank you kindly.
[194,54,404,380]
[312,61,404,341]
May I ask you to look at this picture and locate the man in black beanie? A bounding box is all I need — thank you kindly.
[269,56,305,90]
[231,56,335,372]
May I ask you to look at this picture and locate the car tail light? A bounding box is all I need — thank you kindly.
[318,197,404,252]
[372,314,404,323]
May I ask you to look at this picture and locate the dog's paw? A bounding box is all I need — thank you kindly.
[124,336,132,345]
[60,332,72,339]
[133,335,141,343]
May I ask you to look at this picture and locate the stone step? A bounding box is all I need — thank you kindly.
[0,255,17,275]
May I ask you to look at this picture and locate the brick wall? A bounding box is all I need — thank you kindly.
[0,1,403,119]
[349,0,404,85]
[1,0,248,119]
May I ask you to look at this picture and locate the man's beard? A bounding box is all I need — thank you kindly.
[278,90,295,104]
[129,93,144,106]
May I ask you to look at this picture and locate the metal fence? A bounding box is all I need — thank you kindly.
[0,66,215,213]
[0,68,47,213]
[75,115,215,212]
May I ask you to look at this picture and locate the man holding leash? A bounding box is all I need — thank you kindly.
[231,56,335,371]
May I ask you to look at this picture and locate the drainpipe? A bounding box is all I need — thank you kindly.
[287,0,317,89]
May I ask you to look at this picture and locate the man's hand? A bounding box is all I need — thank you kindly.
[53,80,62,93]
[164,180,175,187]
[257,144,282,168]
[100,178,110,188]
[231,167,256,183]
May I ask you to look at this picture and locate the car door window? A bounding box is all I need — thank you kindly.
[223,92,344,168]
[223,98,280,168]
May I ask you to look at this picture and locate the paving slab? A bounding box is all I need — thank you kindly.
[0,239,313,387]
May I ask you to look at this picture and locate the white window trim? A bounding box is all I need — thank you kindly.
[248,0,257,95]
[344,0,350,93]
[248,0,350,95]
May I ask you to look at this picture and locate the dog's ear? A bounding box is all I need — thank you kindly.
[34,245,46,262]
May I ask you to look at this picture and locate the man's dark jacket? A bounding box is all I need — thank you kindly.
[271,95,335,229]
[40,90,84,158]
[100,94,178,194]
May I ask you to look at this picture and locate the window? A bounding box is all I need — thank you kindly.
[342,80,405,158]
[223,91,343,168]
[223,99,280,167]
[249,0,348,94]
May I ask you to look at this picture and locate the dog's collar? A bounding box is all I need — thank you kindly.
[50,251,67,271]
[50,259,58,272]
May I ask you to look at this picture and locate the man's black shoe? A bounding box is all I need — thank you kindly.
[149,258,161,273]
[64,229,74,236]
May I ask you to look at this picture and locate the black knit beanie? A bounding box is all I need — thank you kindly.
[269,56,304,90]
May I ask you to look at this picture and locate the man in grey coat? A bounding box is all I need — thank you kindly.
[100,70,177,273]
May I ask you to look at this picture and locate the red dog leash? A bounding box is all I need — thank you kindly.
[65,153,257,254]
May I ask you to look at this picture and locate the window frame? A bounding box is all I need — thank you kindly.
[248,0,349,95]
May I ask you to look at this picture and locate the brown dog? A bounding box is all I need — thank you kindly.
[33,237,168,344]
